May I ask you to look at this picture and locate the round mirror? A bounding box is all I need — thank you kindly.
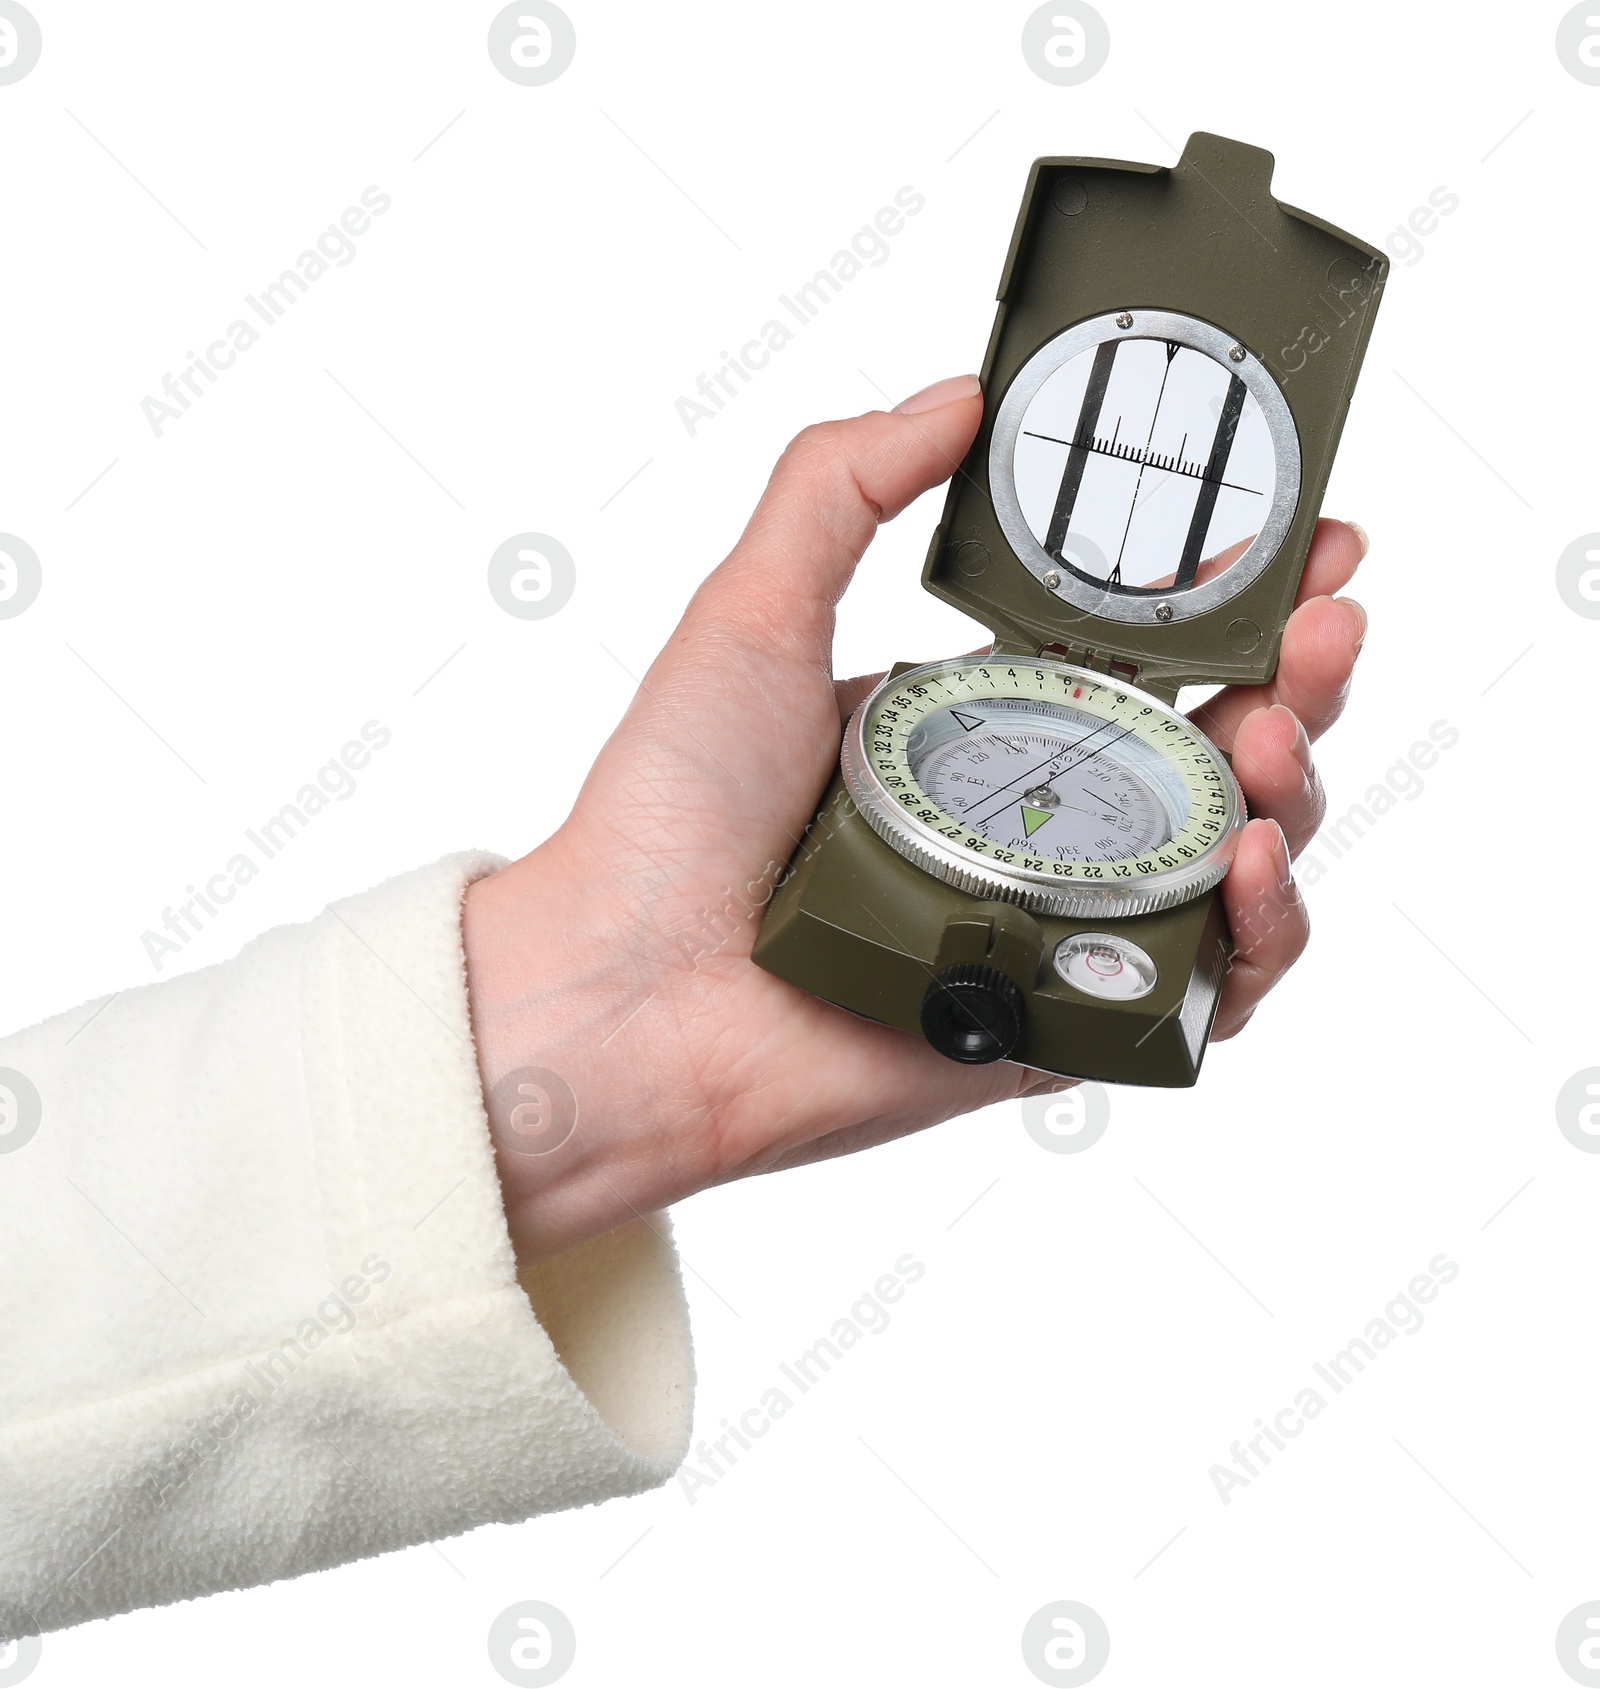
[988,309,1302,624]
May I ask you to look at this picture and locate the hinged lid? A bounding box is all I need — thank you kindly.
[922,132,1387,703]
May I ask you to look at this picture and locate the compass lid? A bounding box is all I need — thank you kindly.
[922,132,1387,702]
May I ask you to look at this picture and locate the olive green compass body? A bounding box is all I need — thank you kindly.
[752,133,1387,1086]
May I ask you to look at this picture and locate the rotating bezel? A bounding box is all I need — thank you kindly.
[840,654,1246,919]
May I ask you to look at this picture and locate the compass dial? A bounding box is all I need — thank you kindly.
[841,655,1245,918]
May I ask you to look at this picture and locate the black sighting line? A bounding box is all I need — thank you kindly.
[1043,340,1119,558]
[1022,429,1263,498]
[1106,345,1185,586]
[962,721,1137,829]
[1174,372,1249,589]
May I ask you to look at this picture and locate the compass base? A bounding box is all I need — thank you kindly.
[753,776,1232,1089]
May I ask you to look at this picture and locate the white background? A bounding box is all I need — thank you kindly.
[2,1,1598,1683]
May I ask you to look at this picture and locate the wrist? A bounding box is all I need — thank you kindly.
[461,835,712,1264]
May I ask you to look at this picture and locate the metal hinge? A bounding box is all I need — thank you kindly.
[1036,641,1141,685]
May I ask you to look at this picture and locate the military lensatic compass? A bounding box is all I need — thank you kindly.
[753,134,1386,1086]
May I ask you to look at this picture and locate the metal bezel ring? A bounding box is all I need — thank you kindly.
[840,654,1247,920]
[987,308,1303,626]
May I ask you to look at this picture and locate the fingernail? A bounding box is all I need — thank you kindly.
[1335,595,1367,657]
[1269,703,1313,781]
[1340,520,1370,560]
[1270,820,1294,892]
[893,373,981,415]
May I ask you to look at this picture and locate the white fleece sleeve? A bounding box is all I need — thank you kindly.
[0,852,695,1639]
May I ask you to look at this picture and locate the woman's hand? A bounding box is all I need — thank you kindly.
[462,376,1368,1263]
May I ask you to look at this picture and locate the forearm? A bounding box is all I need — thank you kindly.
[0,852,694,1639]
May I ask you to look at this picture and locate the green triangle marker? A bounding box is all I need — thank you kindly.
[1021,805,1051,838]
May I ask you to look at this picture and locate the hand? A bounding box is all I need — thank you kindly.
[462,376,1368,1263]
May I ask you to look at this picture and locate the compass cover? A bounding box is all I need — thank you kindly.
[922,132,1387,701]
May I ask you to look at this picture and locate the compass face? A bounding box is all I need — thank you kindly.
[988,309,1302,626]
[840,654,1244,919]
[912,699,1176,860]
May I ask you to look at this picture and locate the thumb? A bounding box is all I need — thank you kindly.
[690,375,983,662]
[565,376,984,873]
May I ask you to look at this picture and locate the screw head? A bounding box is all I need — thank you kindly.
[1154,601,1174,622]
[1228,343,1246,362]
[1042,569,1061,589]
[1115,311,1134,330]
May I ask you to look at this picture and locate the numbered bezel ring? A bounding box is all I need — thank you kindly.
[840,655,1248,920]
[987,309,1303,625]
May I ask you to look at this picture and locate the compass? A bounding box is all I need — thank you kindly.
[753,133,1386,1087]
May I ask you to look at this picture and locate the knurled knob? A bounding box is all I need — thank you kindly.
[919,963,1026,1065]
